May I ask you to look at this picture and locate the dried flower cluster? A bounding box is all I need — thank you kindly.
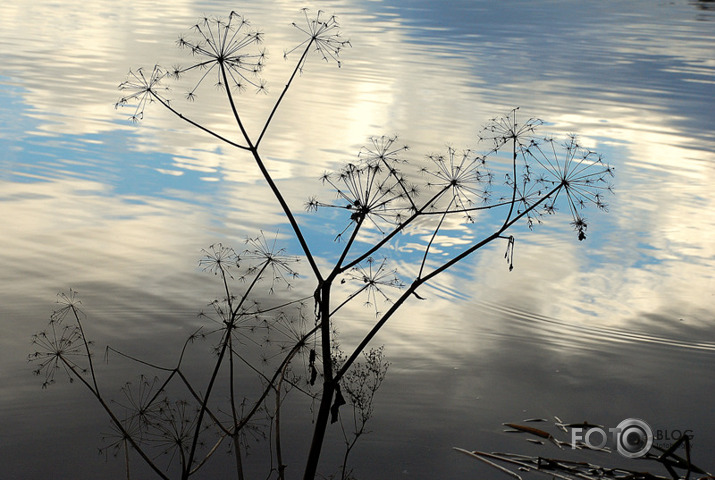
[34,10,619,480]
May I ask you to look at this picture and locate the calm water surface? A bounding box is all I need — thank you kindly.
[1,1,714,478]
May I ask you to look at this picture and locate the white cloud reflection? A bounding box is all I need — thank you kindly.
[2,0,713,344]
[3,2,715,478]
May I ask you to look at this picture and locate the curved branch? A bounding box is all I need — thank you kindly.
[335,183,562,383]
[256,39,315,148]
[248,147,324,282]
[417,197,454,279]
[341,187,450,272]
[60,358,171,480]
[151,93,251,151]
[221,64,255,149]
[501,119,520,229]
[231,323,321,433]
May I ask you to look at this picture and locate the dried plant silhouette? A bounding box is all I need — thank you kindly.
[30,9,624,480]
[456,417,712,480]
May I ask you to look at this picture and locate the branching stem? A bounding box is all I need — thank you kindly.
[335,183,560,383]
[256,38,315,148]
[151,94,251,151]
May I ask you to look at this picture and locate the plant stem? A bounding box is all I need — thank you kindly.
[501,124,520,230]
[417,197,455,279]
[221,64,255,150]
[275,353,295,480]
[247,146,324,282]
[335,183,561,383]
[335,215,364,271]
[152,94,250,151]
[185,262,270,478]
[62,358,170,480]
[302,282,334,480]
[228,335,245,480]
[341,187,449,272]
[256,39,315,148]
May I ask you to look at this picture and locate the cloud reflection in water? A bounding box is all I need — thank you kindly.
[1,0,714,478]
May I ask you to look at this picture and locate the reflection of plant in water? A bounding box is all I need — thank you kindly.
[33,8,615,480]
[32,249,314,480]
[30,292,88,388]
[333,346,389,480]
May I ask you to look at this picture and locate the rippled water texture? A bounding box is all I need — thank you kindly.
[1,1,714,479]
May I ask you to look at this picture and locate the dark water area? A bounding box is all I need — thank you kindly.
[1,1,714,478]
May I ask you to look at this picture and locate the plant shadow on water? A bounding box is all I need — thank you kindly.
[20,6,713,480]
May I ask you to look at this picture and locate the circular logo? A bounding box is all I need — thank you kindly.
[615,418,653,458]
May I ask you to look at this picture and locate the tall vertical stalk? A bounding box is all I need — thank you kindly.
[30,10,616,480]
